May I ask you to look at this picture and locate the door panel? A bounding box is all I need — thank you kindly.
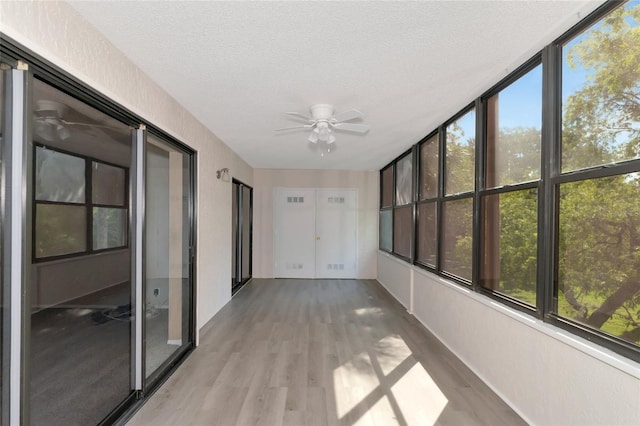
[315,190,358,279]
[144,135,191,380]
[29,79,133,425]
[273,188,316,278]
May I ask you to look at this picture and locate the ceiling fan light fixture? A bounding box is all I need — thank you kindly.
[308,132,319,143]
[56,124,71,141]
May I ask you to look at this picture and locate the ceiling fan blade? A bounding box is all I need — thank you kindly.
[333,109,363,123]
[59,119,118,130]
[285,112,313,122]
[275,124,314,131]
[331,122,369,133]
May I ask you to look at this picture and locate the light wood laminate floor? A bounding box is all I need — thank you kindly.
[128,279,525,426]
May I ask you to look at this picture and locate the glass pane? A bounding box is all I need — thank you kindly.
[35,204,86,258]
[393,206,412,258]
[557,173,640,346]
[480,189,538,306]
[93,161,126,206]
[35,146,85,203]
[446,109,476,195]
[379,210,392,252]
[232,183,238,284]
[420,135,439,199]
[0,66,4,416]
[417,202,437,267]
[241,185,252,280]
[441,197,473,281]
[486,65,542,187]
[561,1,640,172]
[93,207,126,250]
[145,135,191,379]
[31,79,132,425]
[395,153,413,205]
[381,166,393,208]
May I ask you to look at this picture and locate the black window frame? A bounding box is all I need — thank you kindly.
[378,147,417,262]
[379,0,640,362]
[476,56,544,315]
[378,163,394,254]
[32,143,130,263]
[440,103,477,285]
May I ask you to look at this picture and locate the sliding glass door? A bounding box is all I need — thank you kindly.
[0,45,196,424]
[29,78,134,425]
[144,134,192,381]
[232,180,252,294]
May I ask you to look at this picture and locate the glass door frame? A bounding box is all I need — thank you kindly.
[140,128,197,392]
[0,36,198,424]
[231,179,252,295]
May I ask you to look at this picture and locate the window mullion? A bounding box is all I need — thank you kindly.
[539,43,560,318]
[472,97,484,290]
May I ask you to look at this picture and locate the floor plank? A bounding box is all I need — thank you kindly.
[127,279,525,426]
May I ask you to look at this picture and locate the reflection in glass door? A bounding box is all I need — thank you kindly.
[0,64,6,423]
[145,134,191,380]
[29,79,133,425]
[232,180,252,294]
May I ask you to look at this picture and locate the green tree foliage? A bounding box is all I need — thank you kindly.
[563,3,640,170]
[479,3,640,344]
[444,118,475,280]
[558,2,640,344]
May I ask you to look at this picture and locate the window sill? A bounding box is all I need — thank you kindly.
[412,265,640,379]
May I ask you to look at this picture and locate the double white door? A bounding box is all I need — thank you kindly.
[274,188,357,279]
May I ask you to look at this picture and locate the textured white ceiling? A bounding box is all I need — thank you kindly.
[69,0,602,171]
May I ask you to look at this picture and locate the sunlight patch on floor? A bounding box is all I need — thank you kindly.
[391,363,448,425]
[333,333,448,425]
[353,307,384,317]
[374,334,412,375]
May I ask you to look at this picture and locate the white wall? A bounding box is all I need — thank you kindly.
[377,251,640,426]
[0,1,254,335]
[253,168,378,279]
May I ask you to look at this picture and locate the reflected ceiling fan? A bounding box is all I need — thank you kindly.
[276,104,369,145]
[34,100,116,142]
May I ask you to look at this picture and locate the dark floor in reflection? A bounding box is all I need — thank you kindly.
[30,282,181,425]
[30,283,131,426]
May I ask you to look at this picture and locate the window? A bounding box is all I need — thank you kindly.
[395,153,413,205]
[480,189,538,305]
[393,152,413,259]
[378,0,639,360]
[416,201,437,267]
[445,109,475,196]
[555,0,640,348]
[379,165,393,252]
[34,145,128,261]
[441,197,473,281]
[480,64,542,306]
[379,151,415,260]
[442,108,475,281]
[393,206,412,258]
[379,210,393,252]
[561,3,640,173]
[557,175,639,346]
[417,134,439,267]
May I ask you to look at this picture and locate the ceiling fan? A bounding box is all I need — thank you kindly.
[276,104,369,145]
[34,100,117,142]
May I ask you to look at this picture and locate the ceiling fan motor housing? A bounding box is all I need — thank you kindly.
[309,104,335,120]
